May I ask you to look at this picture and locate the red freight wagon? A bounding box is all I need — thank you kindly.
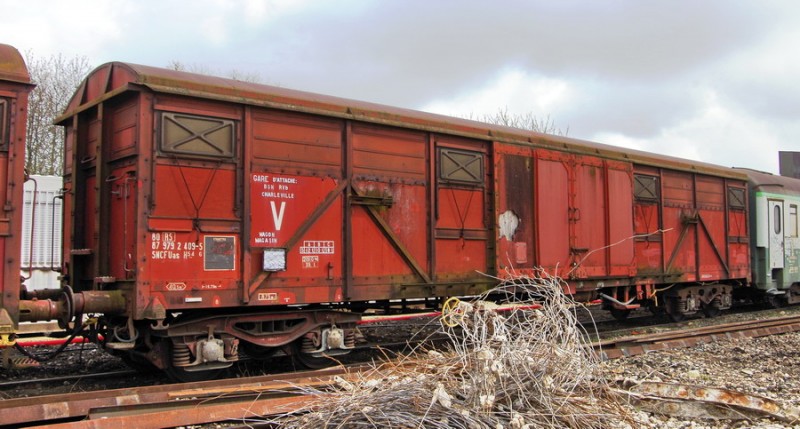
[0,44,33,341]
[493,143,749,321]
[13,61,748,377]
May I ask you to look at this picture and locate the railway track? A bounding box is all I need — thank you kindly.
[4,312,800,428]
[593,313,800,359]
[0,365,363,428]
[0,304,792,393]
[0,369,138,390]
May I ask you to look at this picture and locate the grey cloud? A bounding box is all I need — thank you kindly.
[223,1,771,105]
[555,79,701,138]
[720,79,800,122]
[75,0,797,172]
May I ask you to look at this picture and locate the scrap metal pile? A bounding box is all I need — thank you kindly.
[273,270,632,428]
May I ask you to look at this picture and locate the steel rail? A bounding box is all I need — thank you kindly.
[594,314,800,359]
[0,365,362,428]
[0,369,137,389]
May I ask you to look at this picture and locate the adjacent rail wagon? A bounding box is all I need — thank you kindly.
[0,44,33,344]
[2,53,753,378]
[738,168,800,305]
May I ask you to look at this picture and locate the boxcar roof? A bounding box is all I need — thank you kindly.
[0,43,31,84]
[59,61,746,180]
[736,168,800,197]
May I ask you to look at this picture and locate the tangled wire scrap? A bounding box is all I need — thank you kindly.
[271,269,632,429]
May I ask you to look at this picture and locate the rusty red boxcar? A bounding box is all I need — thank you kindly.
[0,44,34,343]
[8,60,749,378]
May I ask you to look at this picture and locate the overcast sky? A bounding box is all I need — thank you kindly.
[2,0,797,173]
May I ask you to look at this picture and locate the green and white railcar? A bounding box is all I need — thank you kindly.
[739,168,800,305]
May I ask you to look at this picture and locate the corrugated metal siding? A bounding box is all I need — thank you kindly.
[21,176,62,286]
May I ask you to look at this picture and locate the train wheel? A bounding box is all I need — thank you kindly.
[647,302,665,316]
[162,340,228,382]
[666,298,686,322]
[291,341,337,370]
[667,311,686,323]
[609,308,631,321]
[701,302,721,318]
[765,294,783,309]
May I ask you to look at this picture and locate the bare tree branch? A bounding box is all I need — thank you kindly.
[165,60,263,83]
[466,106,570,136]
[24,51,92,175]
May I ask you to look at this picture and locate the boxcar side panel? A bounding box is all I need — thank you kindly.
[108,97,139,161]
[534,150,570,276]
[726,182,749,279]
[607,161,635,277]
[248,109,345,303]
[632,167,664,277]
[251,109,343,177]
[661,170,698,281]
[350,123,428,286]
[107,166,138,281]
[572,155,609,278]
[695,175,727,281]
[493,144,534,271]
[249,173,344,303]
[434,135,489,283]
